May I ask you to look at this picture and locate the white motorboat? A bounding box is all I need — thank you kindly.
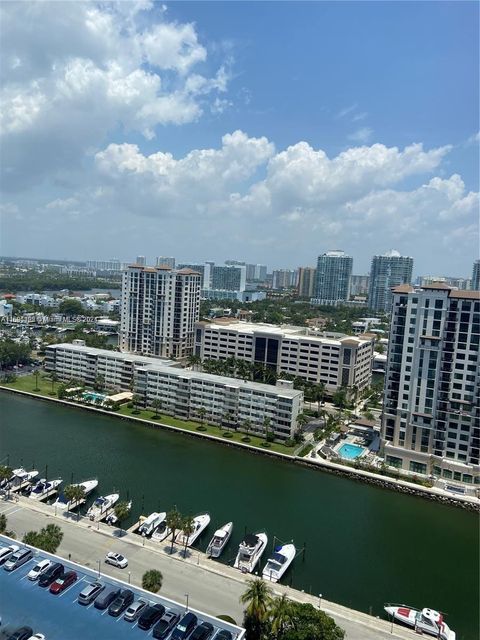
[87,493,119,520]
[28,478,62,500]
[5,468,39,489]
[234,531,268,573]
[176,514,211,547]
[384,605,456,640]
[262,543,296,582]
[151,521,172,542]
[139,512,167,537]
[106,500,132,526]
[52,479,98,510]
[206,522,233,558]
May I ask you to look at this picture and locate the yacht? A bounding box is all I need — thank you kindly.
[206,522,233,558]
[106,500,132,526]
[234,531,268,573]
[384,605,456,640]
[139,512,167,537]
[4,468,39,490]
[28,478,62,500]
[52,479,98,511]
[151,521,172,543]
[176,514,211,547]
[86,493,119,520]
[262,543,296,582]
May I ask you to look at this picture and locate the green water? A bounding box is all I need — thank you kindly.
[1,392,478,639]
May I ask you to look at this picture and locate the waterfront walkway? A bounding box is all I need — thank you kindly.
[1,494,416,640]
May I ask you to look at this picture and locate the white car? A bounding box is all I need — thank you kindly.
[0,544,19,565]
[27,558,52,581]
[28,635,46,640]
[104,552,128,569]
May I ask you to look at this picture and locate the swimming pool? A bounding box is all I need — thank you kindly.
[83,392,106,402]
[337,443,366,460]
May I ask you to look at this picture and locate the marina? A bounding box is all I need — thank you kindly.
[0,391,478,639]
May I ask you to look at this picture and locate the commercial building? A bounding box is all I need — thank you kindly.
[155,256,176,269]
[313,251,353,305]
[45,342,303,440]
[246,264,268,281]
[120,265,201,359]
[368,251,413,312]
[201,289,266,302]
[272,269,298,290]
[472,260,480,291]
[195,320,374,393]
[381,284,480,486]
[85,259,122,272]
[210,265,246,292]
[297,267,316,298]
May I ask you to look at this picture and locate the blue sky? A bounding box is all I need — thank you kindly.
[1,1,478,275]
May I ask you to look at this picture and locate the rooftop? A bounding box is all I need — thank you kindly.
[47,343,180,368]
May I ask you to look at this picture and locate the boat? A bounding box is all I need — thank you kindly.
[206,522,233,558]
[139,512,167,537]
[234,531,268,573]
[52,479,99,511]
[384,605,456,640]
[262,543,296,582]
[151,521,172,542]
[3,468,39,490]
[106,500,132,526]
[176,514,211,547]
[28,478,62,500]
[86,493,119,520]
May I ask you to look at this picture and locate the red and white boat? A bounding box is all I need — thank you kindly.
[384,605,455,640]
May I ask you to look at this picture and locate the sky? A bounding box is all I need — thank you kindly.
[1,0,478,276]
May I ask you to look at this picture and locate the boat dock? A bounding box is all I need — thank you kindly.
[9,480,34,494]
[87,506,116,523]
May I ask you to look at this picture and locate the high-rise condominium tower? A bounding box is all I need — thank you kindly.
[472,259,480,291]
[313,251,353,304]
[120,265,201,359]
[156,256,176,269]
[382,283,479,484]
[368,251,413,312]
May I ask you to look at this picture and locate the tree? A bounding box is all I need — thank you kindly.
[242,419,252,437]
[165,507,182,554]
[113,500,131,531]
[187,354,202,371]
[63,484,86,518]
[180,515,195,556]
[131,394,142,413]
[332,387,348,409]
[270,594,294,637]
[94,374,105,392]
[240,578,273,640]
[280,602,344,640]
[23,524,63,553]
[58,298,84,316]
[0,465,13,484]
[196,407,207,427]
[0,513,7,534]
[262,416,273,442]
[142,569,163,593]
[152,398,163,418]
[50,373,59,395]
[296,413,309,430]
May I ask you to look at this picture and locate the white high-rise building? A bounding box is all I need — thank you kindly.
[136,255,146,266]
[210,265,246,291]
[472,260,480,291]
[381,283,479,485]
[120,265,201,359]
[313,251,353,305]
[368,251,413,312]
[156,256,176,269]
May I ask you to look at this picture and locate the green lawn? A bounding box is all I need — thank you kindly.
[2,374,295,455]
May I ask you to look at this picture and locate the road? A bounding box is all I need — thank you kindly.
[0,496,415,640]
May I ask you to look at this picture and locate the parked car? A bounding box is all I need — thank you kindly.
[0,545,20,565]
[171,613,198,640]
[38,562,64,587]
[214,632,233,640]
[78,581,105,605]
[108,588,135,617]
[4,548,33,572]
[124,598,148,622]
[138,604,166,630]
[191,622,214,640]
[153,611,181,639]
[27,634,45,640]
[94,585,121,610]
[49,570,77,594]
[28,559,52,581]
[7,628,33,640]
[104,551,128,568]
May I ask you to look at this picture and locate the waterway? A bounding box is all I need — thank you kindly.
[1,392,478,639]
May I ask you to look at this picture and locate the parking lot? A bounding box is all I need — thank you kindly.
[0,535,243,640]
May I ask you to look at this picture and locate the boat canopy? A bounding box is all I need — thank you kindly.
[242,534,259,547]
[270,552,287,565]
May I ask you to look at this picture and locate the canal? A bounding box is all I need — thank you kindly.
[1,392,478,639]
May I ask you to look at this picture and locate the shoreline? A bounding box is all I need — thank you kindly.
[1,385,478,512]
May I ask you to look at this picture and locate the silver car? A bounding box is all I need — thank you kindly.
[4,548,33,571]
[0,544,19,565]
[78,580,105,605]
[124,598,148,621]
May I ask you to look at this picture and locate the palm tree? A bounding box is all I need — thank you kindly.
[113,500,131,532]
[196,407,207,427]
[50,373,59,394]
[262,416,272,441]
[315,382,326,414]
[63,484,86,518]
[242,419,252,437]
[94,374,105,392]
[240,578,272,639]
[166,507,182,554]
[131,393,142,413]
[142,569,163,593]
[269,594,294,637]
[187,354,201,371]
[180,515,195,556]
[0,465,13,484]
[152,398,163,418]
[296,412,309,430]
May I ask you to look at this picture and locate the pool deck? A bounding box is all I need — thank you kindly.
[1,494,418,640]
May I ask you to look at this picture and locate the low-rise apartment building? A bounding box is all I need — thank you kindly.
[195,320,374,393]
[45,342,303,440]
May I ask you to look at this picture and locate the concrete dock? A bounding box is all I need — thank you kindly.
[0,493,418,640]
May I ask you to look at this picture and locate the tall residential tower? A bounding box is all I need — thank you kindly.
[368,251,413,312]
[313,251,352,305]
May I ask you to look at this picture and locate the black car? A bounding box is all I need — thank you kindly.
[7,628,33,640]
[138,603,166,630]
[191,622,214,640]
[171,612,198,640]
[94,585,121,610]
[214,632,233,640]
[153,611,181,639]
[108,588,135,617]
[38,562,64,587]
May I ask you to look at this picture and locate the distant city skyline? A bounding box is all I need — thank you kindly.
[1,2,478,274]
